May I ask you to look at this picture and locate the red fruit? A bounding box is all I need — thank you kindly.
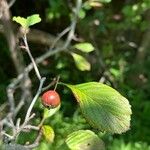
[41,90,60,108]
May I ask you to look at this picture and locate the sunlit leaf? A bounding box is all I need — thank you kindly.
[64,82,132,134]
[98,0,111,3]
[83,2,92,10]
[89,1,103,8]
[66,130,105,150]
[42,125,55,143]
[110,68,120,78]
[74,43,94,53]
[78,9,86,19]
[13,14,41,28]
[13,16,27,28]
[71,53,91,71]
[27,14,41,27]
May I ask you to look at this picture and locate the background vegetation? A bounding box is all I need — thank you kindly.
[0,0,150,149]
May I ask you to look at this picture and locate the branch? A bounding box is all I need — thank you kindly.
[8,0,16,8]
[50,26,70,49]
[23,34,42,80]
[26,28,64,47]
[64,0,82,48]
[24,77,46,122]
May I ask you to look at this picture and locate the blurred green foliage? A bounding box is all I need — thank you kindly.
[0,0,150,149]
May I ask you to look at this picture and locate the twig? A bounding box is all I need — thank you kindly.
[1,131,13,139]
[50,26,70,49]
[38,117,45,128]
[41,77,57,92]
[24,125,39,131]
[24,77,46,122]
[14,97,25,116]
[1,116,13,128]
[8,0,16,8]
[23,34,42,80]
[63,0,82,48]
[16,118,21,130]
[6,87,15,115]
[54,76,60,91]
[0,103,7,112]
[24,129,42,149]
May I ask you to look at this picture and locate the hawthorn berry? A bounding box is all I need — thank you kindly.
[41,90,60,108]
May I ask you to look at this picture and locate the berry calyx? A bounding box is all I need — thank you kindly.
[41,90,60,108]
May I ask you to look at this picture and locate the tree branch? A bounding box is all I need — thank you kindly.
[24,77,46,122]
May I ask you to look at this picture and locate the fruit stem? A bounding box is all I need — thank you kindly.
[54,76,60,91]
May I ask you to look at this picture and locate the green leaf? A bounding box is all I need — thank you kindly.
[13,16,27,28]
[42,125,55,143]
[13,14,41,28]
[83,2,92,10]
[43,104,60,119]
[110,68,120,78]
[99,0,111,3]
[78,9,86,19]
[88,1,103,8]
[26,14,41,27]
[74,43,94,53]
[65,130,105,150]
[71,53,91,71]
[64,82,132,134]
